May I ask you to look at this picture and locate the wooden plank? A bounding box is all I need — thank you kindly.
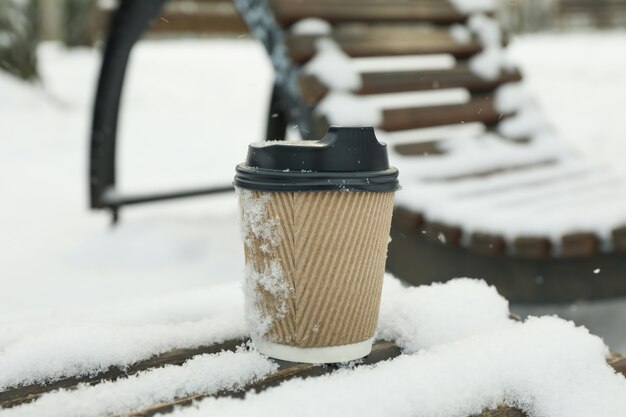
[612,226,626,252]
[150,2,248,34]
[126,340,402,417]
[393,141,444,156]
[389,214,626,302]
[561,233,599,257]
[470,232,507,256]
[425,221,463,246]
[129,348,626,417]
[300,67,523,105]
[392,206,424,232]
[287,29,481,64]
[513,236,552,259]
[0,339,245,409]
[379,96,504,132]
[271,0,468,25]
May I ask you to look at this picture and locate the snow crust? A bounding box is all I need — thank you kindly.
[392,133,626,245]
[304,38,361,91]
[316,91,383,126]
[449,24,472,44]
[290,18,332,36]
[449,0,496,13]
[465,14,513,80]
[237,189,291,341]
[377,277,511,352]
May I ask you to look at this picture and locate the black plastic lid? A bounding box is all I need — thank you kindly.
[234,126,400,192]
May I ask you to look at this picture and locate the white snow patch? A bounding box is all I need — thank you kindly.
[290,18,332,36]
[463,14,512,80]
[237,189,291,341]
[304,38,361,91]
[468,47,509,80]
[494,83,533,114]
[449,0,496,13]
[377,278,510,352]
[0,284,246,390]
[468,14,502,48]
[449,24,472,44]
[316,91,382,126]
[237,189,280,252]
[497,106,552,140]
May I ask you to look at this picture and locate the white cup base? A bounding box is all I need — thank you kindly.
[254,338,374,364]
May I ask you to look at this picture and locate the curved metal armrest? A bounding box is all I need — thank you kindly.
[89,0,169,211]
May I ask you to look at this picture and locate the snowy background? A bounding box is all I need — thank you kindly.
[1,31,626,356]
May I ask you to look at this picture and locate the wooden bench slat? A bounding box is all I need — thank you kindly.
[300,68,523,105]
[393,141,445,156]
[272,0,468,25]
[379,96,503,131]
[425,221,463,246]
[612,226,626,252]
[128,347,626,417]
[287,30,481,64]
[561,233,599,257]
[0,339,245,409]
[151,4,249,34]
[1,335,623,417]
[391,206,425,232]
[470,232,507,256]
[513,236,552,259]
[125,340,402,417]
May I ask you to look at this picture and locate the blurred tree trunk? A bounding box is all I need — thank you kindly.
[0,0,39,80]
[63,0,97,47]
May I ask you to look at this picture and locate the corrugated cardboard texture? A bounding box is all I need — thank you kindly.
[242,191,395,348]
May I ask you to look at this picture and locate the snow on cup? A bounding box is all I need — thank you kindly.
[234,127,400,364]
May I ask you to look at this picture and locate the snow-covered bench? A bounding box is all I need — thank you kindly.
[0,339,623,416]
[1,278,625,416]
[88,0,626,303]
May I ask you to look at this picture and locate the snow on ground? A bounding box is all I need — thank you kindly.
[1,31,626,413]
[507,31,626,175]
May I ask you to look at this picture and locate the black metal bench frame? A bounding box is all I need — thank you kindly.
[89,0,314,223]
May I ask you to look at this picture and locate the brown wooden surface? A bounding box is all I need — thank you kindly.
[393,141,445,156]
[561,233,599,257]
[513,236,552,259]
[151,3,249,34]
[287,28,481,64]
[125,340,402,417]
[389,214,626,302]
[391,206,424,232]
[612,226,626,252]
[425,221,463,246]
[300,68,523,105]
[0,339,244,409]
[470,233,507,256]
[379,96,503,132]
[272,0,468,25]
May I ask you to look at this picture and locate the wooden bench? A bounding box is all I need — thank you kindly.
[1,339,624,416]
[88,0,626,302]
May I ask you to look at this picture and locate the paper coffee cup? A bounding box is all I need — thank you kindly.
[234,127,400,363]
